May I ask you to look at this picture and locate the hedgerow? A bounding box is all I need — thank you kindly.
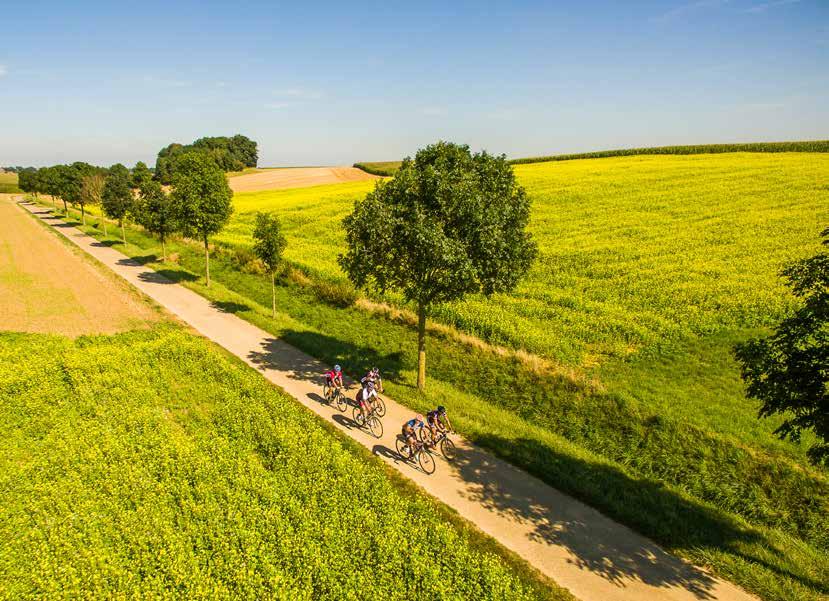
[0,327,546,600]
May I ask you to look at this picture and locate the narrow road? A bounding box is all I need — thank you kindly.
[18,199,756,601]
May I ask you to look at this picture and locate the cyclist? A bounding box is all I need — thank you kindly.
[356,379,378,422]
[361,367,382,392]
[425,405,453,441]
[323,364,344,400]
[401,414,426,452]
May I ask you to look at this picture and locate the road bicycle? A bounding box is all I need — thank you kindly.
[353,404,384,438]
[395,435,436,474]
[323,383,349,412]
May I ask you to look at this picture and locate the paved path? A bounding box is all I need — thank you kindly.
[18,199,756,601]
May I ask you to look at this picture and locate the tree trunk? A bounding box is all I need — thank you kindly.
[161,237,167,262]
[271,272,276,318]
[204,236,211,287]
[62,199,67,213]
[102,215,108,237]
[81,205,86,226]
[120,220,126,244]
[417,302,427,391]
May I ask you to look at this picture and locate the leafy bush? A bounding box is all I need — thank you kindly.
[0,327,548,600]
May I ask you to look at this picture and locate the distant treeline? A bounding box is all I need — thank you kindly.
[354,140,829,175]
[156,135,258,183]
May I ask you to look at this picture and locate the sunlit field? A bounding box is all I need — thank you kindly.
[221,153,829,364]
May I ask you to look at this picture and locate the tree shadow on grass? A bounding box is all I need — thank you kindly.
[211,300,251,314]
[137,269,198,285]
[117,254,156,266]
[447,433,769,599]
[91,239,120,248]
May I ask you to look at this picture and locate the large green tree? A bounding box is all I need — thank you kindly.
[736,227,829,465]
[155,135,257,184]
[136,179,177,261]
[339,142,537,390]
[252,212,287,317]
[102,164,134,243]
[171,153,233,287]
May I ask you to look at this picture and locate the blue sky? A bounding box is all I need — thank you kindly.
[1,0,827,167]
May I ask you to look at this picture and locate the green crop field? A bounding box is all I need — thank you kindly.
[0,325,563,600]
[46,149,829,601]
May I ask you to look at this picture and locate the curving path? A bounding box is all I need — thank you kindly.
[17,198,757,601]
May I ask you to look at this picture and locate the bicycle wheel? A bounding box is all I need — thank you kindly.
[417,449,436,474]
[335,390,348,412]
[368,416,384,439]
[440,437,457,461]
[396,437,412,459]
[373,397,386,418]
[353,406,365,427]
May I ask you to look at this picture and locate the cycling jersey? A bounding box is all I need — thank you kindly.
[404,418,424,430]
[325,370,343,385]
[426,410,442,424]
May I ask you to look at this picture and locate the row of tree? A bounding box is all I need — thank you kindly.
[18,154,245,288]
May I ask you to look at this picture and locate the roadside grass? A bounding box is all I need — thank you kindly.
[0,325,568,600]
[44,202,829,601]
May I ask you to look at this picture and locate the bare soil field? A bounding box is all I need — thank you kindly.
[228,166,378,192]
[0,196,159,336]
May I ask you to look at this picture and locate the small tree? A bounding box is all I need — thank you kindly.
[136,179,177,261]
[81,174,106,232]
[102,164,134,243]
[39,166,60,208]
[171,153,233,287]
[68,163,94,225]
[339,142,537,390]
[132,161,152,189]
[736,227,829,465]
[252,212,287,317]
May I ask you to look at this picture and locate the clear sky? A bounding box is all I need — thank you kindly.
[1,0,827,167]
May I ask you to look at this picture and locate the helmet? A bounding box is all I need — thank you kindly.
[372,367,379,375]
[334,364,341,372]
[437,405,446,415]
[415,414,424,422]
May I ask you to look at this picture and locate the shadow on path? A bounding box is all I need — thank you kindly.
[448,434,761,598]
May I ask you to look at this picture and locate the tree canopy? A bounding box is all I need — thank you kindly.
[339,141,537,389]
[135,179,177,261]
[155,135,258,184]
[171,152,233,286]
[736,227,829,465]
[102,164,134,243]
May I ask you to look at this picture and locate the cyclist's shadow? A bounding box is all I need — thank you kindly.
[332,413,359,431]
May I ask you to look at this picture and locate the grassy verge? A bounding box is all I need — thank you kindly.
[0,325,569,600]
[40,201,829,601]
